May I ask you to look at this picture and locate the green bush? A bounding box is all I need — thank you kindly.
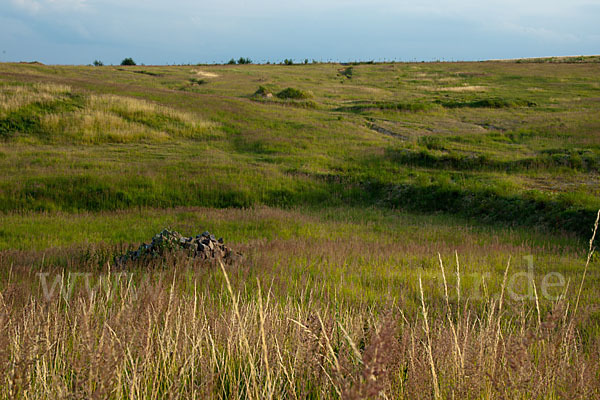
[189,78,206,86]
[120,58,136,66]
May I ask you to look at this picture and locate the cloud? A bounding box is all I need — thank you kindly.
[11,0,43,13]
[10,0,88,14]
[499,22,579,44]
[2,0,598,64]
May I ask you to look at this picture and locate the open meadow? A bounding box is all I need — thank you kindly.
[1,58,599,398]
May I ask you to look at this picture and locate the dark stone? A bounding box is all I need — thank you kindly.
[115,228,240,268]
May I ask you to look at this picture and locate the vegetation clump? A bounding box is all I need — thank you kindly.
[436,97,536,108]
[252,85,274,98]
[337,101,431,113]
[276,87,311,100]
[339,66,354,79]
[189,78,207,86]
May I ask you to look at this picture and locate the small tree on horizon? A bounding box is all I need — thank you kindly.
[120,57,136,66]
[93,60,104,66]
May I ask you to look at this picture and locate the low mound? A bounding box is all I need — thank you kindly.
[276,87,311,100]
[253,85,273,98]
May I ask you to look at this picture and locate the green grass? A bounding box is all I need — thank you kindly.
[0,58,599,398]
[0,205,595,316]
[0,60,597,237]
[0,205,598,398]
[0,60,599,236]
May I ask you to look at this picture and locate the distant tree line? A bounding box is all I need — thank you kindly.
[90,57,388,67]
[228,57,252,65]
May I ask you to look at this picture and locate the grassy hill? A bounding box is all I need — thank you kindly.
[1,60,599,236]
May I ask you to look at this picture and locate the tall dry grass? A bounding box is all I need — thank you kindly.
[0,83,71,113]
[41,110,171,143]
[0,210,598,399]
[0,268,598,398]
[1,84,218,143]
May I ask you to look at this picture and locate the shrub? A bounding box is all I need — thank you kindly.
[120,58,136,66]
[253,86,272,97]
[339,66,353,79]
[276,87,310,100]
[189,78,206,86]
[93,60,104,67]
[283,59,293,65]
[227,59,236,65]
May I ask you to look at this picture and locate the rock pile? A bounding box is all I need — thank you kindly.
[115,229,241,267]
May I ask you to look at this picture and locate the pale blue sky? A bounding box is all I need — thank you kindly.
[1,0,599,64]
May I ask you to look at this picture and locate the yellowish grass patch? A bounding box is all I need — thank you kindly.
[192,69,220,78]
[41,111,170,144]
[0,83,72,113]
[1,85,220,143]
[437,85,488,92]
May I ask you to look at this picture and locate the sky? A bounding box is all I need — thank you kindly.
[1,0,599,65]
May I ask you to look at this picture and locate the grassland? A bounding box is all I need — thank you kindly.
[1,60,599,232]
[0,58,599,398]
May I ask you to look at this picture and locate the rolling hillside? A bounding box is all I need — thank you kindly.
[1,60,599,237]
